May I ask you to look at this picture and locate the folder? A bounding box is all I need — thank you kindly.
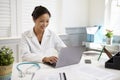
[105,52,120,70]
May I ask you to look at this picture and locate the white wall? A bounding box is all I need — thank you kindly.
[88,0,105,26]
[60,0,89,34]
[59,0,106,34]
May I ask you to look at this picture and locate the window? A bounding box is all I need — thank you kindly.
[0,0,11,37]
[0,0,17,37]
[105,0,120,35]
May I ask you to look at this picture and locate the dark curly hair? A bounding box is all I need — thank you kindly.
[32,5,51,20]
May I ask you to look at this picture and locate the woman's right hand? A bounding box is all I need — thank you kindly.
[42,56,58,64]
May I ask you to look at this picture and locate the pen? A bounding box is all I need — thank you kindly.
[63,72,67,80]
[31,73,35,80]
[59,73,62,80]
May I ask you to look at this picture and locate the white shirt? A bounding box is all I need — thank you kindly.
[20,28,66,62]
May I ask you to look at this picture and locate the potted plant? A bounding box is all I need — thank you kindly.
[105,29,113,45]
[0,46,14,80]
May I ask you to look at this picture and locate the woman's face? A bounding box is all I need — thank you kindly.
[34,13,50,31]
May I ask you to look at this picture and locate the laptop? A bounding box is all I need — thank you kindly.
[44,46,84,68]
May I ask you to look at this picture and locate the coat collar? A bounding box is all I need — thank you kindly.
[28,29,35,38]
[27,28,51,38]
[26,27,52,50]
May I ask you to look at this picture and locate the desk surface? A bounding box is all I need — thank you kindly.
[11,53,120,80]
[85,42,120,53]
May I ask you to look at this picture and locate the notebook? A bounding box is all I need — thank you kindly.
[44,46,84,68]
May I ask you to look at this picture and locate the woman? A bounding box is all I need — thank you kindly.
[20,5,66,64]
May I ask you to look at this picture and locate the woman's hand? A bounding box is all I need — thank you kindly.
[42,56,58,64]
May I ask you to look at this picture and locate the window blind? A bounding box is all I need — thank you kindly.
[0,0,11,37]
[21,0,58,34]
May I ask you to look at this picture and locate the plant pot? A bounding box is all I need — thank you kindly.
[106,37,113,45]
[0,64,13,80]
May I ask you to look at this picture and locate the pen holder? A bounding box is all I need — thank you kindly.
[105,52,120,70]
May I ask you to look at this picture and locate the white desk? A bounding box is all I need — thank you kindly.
[11,53,120,80]
[85,42,120,53]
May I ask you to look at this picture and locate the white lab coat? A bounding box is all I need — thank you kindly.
[20,28,66,62]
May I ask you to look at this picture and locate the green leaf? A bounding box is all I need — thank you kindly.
[0,46,14,66]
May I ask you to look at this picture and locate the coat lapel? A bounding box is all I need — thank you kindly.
[28,28,50,50]
[41,28,50,49]
[28,29,42,50]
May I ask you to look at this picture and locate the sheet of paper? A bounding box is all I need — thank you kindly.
[33,64,118,80]
[33,71,97,80]
[74,64,118,80]
[33,71,60,80]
